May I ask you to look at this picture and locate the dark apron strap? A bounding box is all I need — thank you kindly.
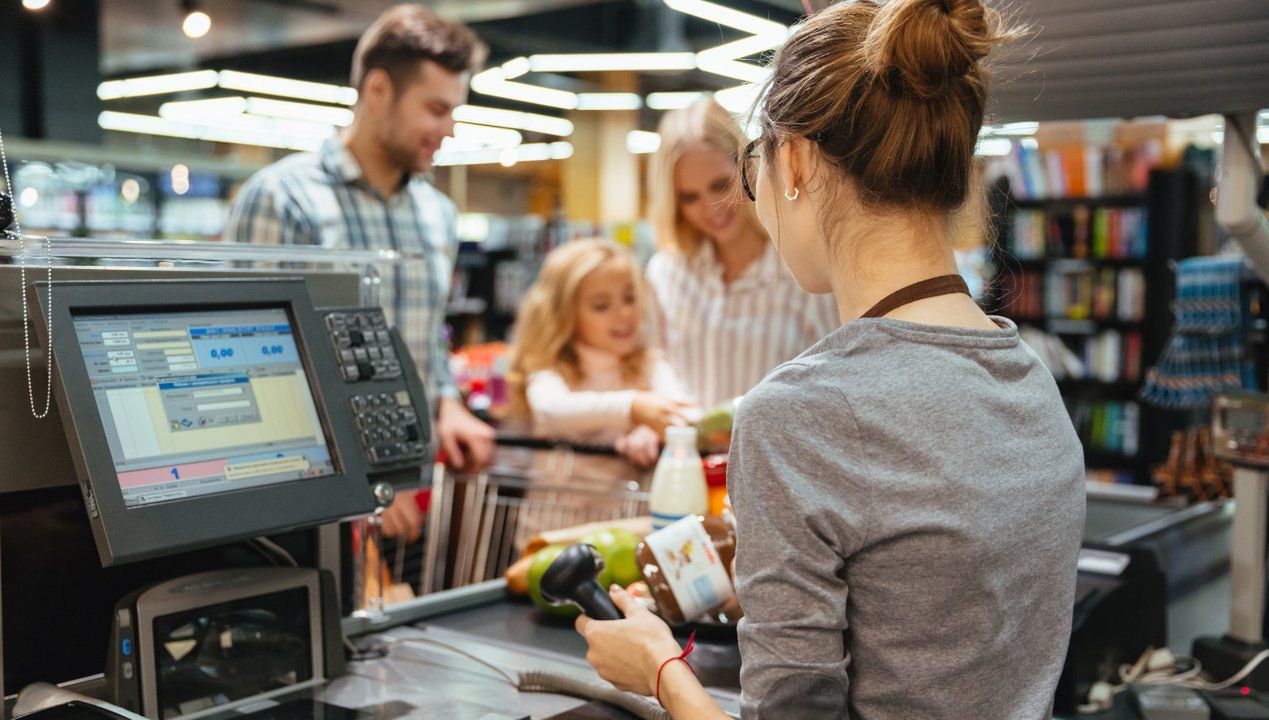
[861,274,971,319]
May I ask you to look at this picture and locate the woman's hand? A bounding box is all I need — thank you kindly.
[616,425,661,468]
[575,585,683,696]
[631,392,693,435]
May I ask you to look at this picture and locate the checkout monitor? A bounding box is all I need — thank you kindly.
[72,307,334,508]
[32,279,376,566]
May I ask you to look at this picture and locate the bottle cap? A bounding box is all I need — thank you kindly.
[666,425,697,444]
[704,454,728,487]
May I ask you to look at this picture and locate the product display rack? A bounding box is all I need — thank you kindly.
[989,168,1199,483]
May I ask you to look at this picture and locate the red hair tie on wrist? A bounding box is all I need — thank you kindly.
[655,631,696,708]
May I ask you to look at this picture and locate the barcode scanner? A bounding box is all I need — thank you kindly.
[540,543,624,621]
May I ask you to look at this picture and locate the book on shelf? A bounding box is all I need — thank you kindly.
[1038,266,1145,323]
[987,140,1162,200]
[1016,326,1142,384]
[1009,206,1147,261]
[1086,469,1138,485]
[1068,399,1140,458]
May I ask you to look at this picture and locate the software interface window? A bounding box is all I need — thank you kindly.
[72,308,334,507]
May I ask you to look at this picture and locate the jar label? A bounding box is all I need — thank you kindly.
[643,515,735,621]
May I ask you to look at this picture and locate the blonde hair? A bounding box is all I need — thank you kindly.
[649,97,764,257]
[507,240,651,418]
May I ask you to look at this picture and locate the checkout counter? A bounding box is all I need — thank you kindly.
[0,237,1234,720]
[0,237,732,720]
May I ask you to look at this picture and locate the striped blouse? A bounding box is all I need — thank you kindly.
[644,242,840,409]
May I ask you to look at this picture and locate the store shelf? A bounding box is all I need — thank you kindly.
[1047,317,1145,335]
[1012,194,1146,208]
[1084,448,1141,468]
[1012,256,1151,270]
[1056,378,1141,395]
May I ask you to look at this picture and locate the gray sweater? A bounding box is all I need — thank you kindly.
[728,317,1085,720]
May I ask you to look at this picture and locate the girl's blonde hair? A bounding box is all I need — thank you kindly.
[648,97,765,258]
[507,239,651,417]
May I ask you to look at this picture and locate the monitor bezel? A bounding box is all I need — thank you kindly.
[32,279,375,566]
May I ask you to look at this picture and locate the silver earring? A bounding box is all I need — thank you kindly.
[785,187,799,201]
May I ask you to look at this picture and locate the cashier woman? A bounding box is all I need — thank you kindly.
[576,1,1085,719]
[226,5,496,538]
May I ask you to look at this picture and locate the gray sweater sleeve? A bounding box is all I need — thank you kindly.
[729,368,870,720]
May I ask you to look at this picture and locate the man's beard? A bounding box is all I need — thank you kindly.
[380,127,431,176]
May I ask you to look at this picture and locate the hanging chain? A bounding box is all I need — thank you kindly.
[1,124,54,419]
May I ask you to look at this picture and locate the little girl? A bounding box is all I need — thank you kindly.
[508,239,697,470]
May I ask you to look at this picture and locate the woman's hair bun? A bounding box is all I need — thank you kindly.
[863,0,1002,99]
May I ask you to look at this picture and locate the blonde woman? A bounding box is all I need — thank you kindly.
[645,98,838,409]
[507,239,696,470]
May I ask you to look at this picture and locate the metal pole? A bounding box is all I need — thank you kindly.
[1230,467,1269,644]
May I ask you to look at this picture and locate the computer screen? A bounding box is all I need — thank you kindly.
[29,278,379,566]
[71,307,335,508]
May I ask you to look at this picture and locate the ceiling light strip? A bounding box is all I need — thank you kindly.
[528,53,697,73]
[662,0,786,38]
[575,93,644,111]
[434,141,573,167]
[99,111,322,152]
[627,131,662,154]
[471,64,579,110]
[97,70,219,100]
[646,91,708,110]
[217,70,358,106]
[453,106,573,136]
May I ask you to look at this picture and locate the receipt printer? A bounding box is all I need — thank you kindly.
[105,568,344,720]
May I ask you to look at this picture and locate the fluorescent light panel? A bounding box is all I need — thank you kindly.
[99,111,322,152]
[663,0,786,37]
[627,131,662,154]
[713,83,761,114]
[246,97,354,126]
[159,96,248,119]
[452,123,523,148]
[98,70,219,100]
[471,66,579,110]
[575,93,643,111]
[434,141,573,167]
[218,70,358,106]
[646,92,707,110]
[157,102,333,139]
[528,53,697,73]
[500,57,533,80]
[975,138,1013,157]
[453,105,573,136]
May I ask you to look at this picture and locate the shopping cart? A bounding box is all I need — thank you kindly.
[420,437,650,595]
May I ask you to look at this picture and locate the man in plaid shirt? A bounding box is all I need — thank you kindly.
[225,5,494,540]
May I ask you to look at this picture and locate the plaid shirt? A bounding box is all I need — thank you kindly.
[224,135,458,401]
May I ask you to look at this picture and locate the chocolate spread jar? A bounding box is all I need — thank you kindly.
[635,514,737,624]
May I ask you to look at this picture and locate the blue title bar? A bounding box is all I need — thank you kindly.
[158,375,248,390]
[188,324,291,336]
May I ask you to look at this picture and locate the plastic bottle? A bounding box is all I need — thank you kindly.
[703,454,728,516]
[648,425,707,530]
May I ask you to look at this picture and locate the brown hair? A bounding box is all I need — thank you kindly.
[351,4,488,92]
[758,0,1019,214]
[649,98,764,257]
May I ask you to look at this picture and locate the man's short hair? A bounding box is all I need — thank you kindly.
[351,4,488,92]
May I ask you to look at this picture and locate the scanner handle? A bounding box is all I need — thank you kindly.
[576,582,624,621]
